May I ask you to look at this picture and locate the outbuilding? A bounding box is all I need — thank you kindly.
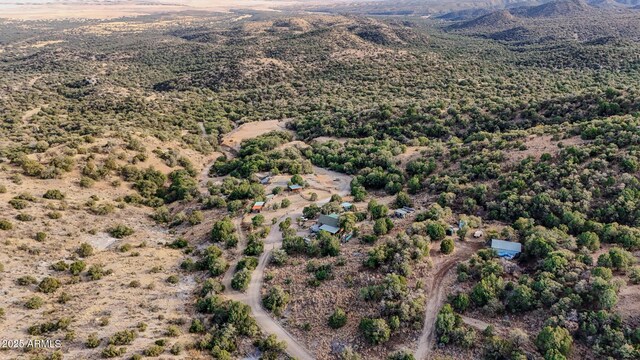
[288,184,303,192]
[491,239,522,259]
[251,201,265,213]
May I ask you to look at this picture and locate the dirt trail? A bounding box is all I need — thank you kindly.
[225,220,313,360]
[414,241,482,360]
[223,190,347,360]
[197,122,207,136]
[214,124,352,360]
[21,106,42,122]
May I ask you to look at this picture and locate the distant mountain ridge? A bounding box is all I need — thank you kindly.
[512,0,591,17]
[450,9,520,29]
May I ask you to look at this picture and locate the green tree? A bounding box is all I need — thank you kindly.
[252,214,265,227]
[359,318,390,345]
[395,192,413,208]
[427,222,446,241]
[577,232,600,251]
[374,218,389,236]
[435,304,461,344]
[535,326,572,357]
[328,308,348,329]
[262,286,290,316]
[440,238,454,254]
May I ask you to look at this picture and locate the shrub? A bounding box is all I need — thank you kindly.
[211,217,236,243]
[9,198,29,209]
[47,211,62,219]
[592,266,613,281]
[244,239,264,256]
[577,231,600,251]
[450,293,470,313]
[108,224,134,238]
[137,322,148,332]
[168,237,188,249]
[143,344,164,357]
[35,232,47,242]
[231,268,252,291]
[25,296,44,309]
[535,326,572,357]
[17,275,37,286]
[38,277,61,293]
[28,317,71,335]
[387,350,415,360]
[0,219,13,230]
[189,319,206,333]
[506,284,535,312]
[166,325,181,337]
[170,343,183,355]
[271,249,288,266]
[427,222,446,241]
[252,214,265,227]
[435,304,461,344]
[58,292,71,304]
[43,190,65,200]
[166,275,179,284]
[51,261,69,272]
[254,334,286,358]
[88,264,110,280]
[236,257,258,272]
[629,267,640,284]
[394,192,413,208]
[328,308,348,329]
[374,218,389,236]
[77,243,94,257]
[16,213,35,222]
[86,333,101,348]
[79,176,95,188]
[262,286,290,316]
[440,238,454,254]
[101,345,126,358]
[359,318,390,345]
[109,330,137,345]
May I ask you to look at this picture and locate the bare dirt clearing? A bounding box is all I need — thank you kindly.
[221,119,290,151]
[507,134,588,163]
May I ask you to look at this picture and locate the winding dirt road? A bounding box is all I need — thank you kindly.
[222,182,350,360]
[414,241,482,360]
[205,122,352,359]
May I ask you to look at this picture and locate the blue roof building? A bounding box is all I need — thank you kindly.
[491,239,522,259]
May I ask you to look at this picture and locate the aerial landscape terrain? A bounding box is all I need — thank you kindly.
[1,0,640,359]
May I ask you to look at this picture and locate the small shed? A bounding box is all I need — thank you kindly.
[491,239,522,259]
[251,201,265,213]
[340,202,353,211]
[318,214,340,228]
[288,184,303,192]
[260,176,271,185]
[394,209,409,218]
